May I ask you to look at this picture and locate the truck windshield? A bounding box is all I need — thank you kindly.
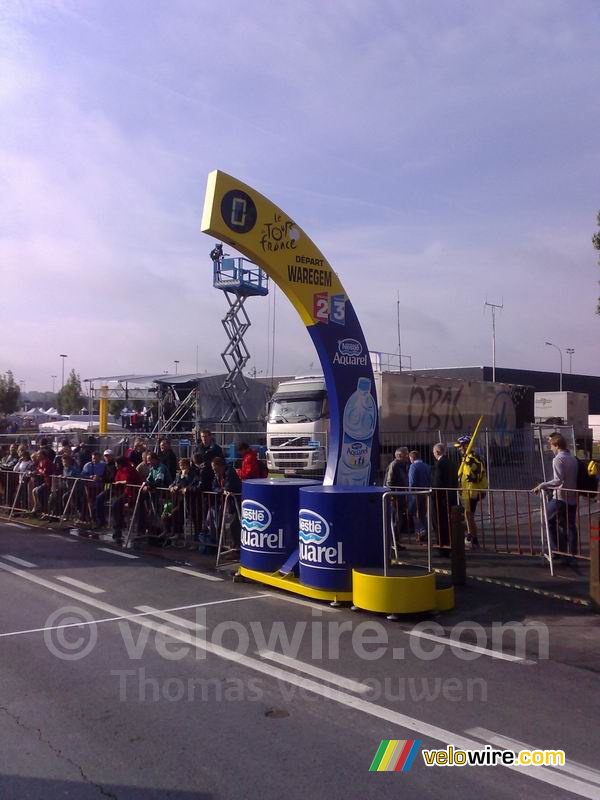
[268,396,325,423]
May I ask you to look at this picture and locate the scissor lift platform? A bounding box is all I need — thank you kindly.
[213,257,269,297]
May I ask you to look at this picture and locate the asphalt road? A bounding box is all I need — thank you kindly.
[1,521,599,799]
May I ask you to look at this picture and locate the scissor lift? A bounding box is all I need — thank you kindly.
[212,252,269,423]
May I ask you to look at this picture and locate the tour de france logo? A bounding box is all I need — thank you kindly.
[221,189,257,234]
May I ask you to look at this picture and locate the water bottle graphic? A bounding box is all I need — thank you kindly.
[337,377,377,485]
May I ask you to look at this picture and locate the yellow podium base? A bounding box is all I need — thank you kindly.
[239,566,353,604]
[239,564,454,613]
[352,566,455,614]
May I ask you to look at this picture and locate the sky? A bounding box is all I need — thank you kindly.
[1,0,599,393]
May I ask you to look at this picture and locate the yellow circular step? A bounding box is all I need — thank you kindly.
[352,565,455,614]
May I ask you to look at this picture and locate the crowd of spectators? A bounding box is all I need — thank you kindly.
[0,429,267,555]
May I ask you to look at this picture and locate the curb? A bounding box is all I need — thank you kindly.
[0,515,234,577]
[2,515,591,606]
[432,567,592,608]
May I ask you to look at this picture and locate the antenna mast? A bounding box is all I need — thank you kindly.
[396,290,402,372]
[484,300,503,382]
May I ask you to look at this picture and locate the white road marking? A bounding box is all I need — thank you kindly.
[96,548,139,560]
[262,592,341,613]
[4,522,27,529]
[257,649,370,694]
[467,727,600,787]
[404,629,534,663]
[54,576,106,594]
[0,594,270,639]
[165,565,223,582]
[1,562,595,798]
[1,554,37,568]
[135,605,207,631]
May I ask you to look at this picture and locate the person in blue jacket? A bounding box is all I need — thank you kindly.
[408,450,432,542]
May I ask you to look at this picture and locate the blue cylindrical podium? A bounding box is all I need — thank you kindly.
[298,485,385,592]
[240,478,320,573]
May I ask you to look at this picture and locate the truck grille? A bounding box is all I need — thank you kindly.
[270,436,313,448]
[273,452,309,463]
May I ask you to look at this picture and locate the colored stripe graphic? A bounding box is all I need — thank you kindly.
[399,740,422,772]
[369,740,421,772]
[386,740,405,771]
[369,741,390,771]
[394,739,414,771]
[378,740,399,771]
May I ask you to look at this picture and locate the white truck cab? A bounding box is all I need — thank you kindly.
[266,376,328,474]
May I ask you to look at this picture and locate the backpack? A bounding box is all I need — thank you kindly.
[576,459,599,498]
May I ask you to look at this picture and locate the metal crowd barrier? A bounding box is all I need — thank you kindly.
[2,467,597,570]
[382,488,433,573]
[382,485,598,564]
[0,471,242,565]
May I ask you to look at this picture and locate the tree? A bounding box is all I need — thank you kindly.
[594,210,600,314]
[0,371,20,414]
[109,398,126,417]
[57,369,85,414]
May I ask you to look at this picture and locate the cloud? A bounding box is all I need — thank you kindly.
[0,0,598,393]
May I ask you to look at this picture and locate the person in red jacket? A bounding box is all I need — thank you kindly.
[236,442,262,480]
[111,456,142,544]
[31,449,56,514]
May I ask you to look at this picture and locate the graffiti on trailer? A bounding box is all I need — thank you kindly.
[405,383,519,440]
[491,390,517,447]
[407,385,464,432]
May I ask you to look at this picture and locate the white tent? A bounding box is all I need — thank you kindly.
[22,408,49,420]
[38,419,124,434]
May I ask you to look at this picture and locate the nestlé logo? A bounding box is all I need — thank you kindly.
[298,509,330,545]
[241,500,272,532]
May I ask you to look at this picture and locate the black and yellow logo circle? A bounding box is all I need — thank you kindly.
[221,190,257,234]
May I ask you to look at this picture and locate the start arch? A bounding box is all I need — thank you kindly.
[201,170,379,485]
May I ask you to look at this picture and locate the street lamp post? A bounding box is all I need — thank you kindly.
[51,375,57,393]
[545,342,563,391]
[59,354,68,388]
[565,347,575,374]
[174,360,179,375]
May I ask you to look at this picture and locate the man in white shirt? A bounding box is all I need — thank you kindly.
[534,433,578,564]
